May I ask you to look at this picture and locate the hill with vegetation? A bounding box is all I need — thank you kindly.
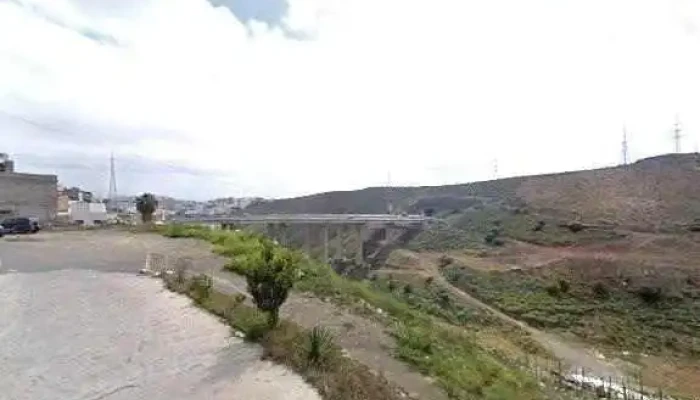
[248,153,700,232]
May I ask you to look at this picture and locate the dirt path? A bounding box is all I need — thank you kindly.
[382,250,627,379]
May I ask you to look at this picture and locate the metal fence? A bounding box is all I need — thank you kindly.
[515,355,696,400]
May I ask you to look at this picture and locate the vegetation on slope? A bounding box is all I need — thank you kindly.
[164,275,403,400]
[442,263,700,358]
[160,224,548,400]
[410,207,624,251]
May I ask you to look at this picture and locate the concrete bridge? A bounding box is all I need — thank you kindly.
[170,214,432,264]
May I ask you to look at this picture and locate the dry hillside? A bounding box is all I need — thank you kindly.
[249,153,700,231]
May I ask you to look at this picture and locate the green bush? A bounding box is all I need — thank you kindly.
[545,284,560,297]
[403,284,413,295]
[637,286,664,305]
[592,282,609,299]
[557,279,570,294]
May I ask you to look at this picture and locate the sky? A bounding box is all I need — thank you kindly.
[2,0,700,201]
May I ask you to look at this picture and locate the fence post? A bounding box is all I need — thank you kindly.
[639,373,644,400]
[608,376,613,399]
[621,379,627,400]
[557,360,563,387]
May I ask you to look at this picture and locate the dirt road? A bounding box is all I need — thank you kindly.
[383,249,627,379]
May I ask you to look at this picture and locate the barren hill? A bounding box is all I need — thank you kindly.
[249,153,700,231]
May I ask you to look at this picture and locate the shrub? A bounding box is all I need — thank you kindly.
[388,280,398,292]
[233,239,302,327]
[566,222,585,233]
[637,285,663,305]
[437,255,454,268]
[436,289,451,307]
[403,284,413,295]
[532,220,546,232]
[592,282,609,299]
[545,284,561,297]
[233,293,247,305]
[557,279,570,294]
[425,276,434,287]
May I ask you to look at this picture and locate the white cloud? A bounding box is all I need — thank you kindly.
[2,0,700,200]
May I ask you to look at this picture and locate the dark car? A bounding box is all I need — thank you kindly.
[1,217,40,234]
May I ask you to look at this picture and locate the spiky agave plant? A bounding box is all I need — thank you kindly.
[306,326,335,367]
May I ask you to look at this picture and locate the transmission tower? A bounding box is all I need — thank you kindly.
[493,159,499,179]
[673,115,683,153]
[622,125,629,165]
[385,171,394,214]
[108,153,118,211]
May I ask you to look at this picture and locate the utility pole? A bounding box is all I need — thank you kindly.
[622,124,629,165]
[673,115,683,153]
[108,152,118,212]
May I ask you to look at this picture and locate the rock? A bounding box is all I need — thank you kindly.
[232,330,246,339]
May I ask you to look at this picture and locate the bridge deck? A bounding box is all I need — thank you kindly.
[171,214,430,225]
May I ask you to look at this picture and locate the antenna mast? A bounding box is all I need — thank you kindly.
[108,152,118,211]
[622,125,629,165]
[673,115,682,153]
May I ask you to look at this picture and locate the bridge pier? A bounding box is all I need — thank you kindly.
[333,225,343,259]
[355,225,366,264]
[322,224,329,262]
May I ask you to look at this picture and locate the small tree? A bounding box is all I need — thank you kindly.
[236,239,301,328]
[135,193,158,223]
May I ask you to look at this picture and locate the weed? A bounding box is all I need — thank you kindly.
[189,274,213,303]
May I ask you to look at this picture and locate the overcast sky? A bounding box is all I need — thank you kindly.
[2,0,700,200]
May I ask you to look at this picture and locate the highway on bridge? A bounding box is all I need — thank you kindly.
[170,214,432,226]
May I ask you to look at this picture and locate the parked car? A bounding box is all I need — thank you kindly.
[0,223,5,237]
[1,217,40,234]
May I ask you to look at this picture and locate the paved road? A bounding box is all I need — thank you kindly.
[0,231,320,400]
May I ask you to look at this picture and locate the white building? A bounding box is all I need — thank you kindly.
[68,201,107,226]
